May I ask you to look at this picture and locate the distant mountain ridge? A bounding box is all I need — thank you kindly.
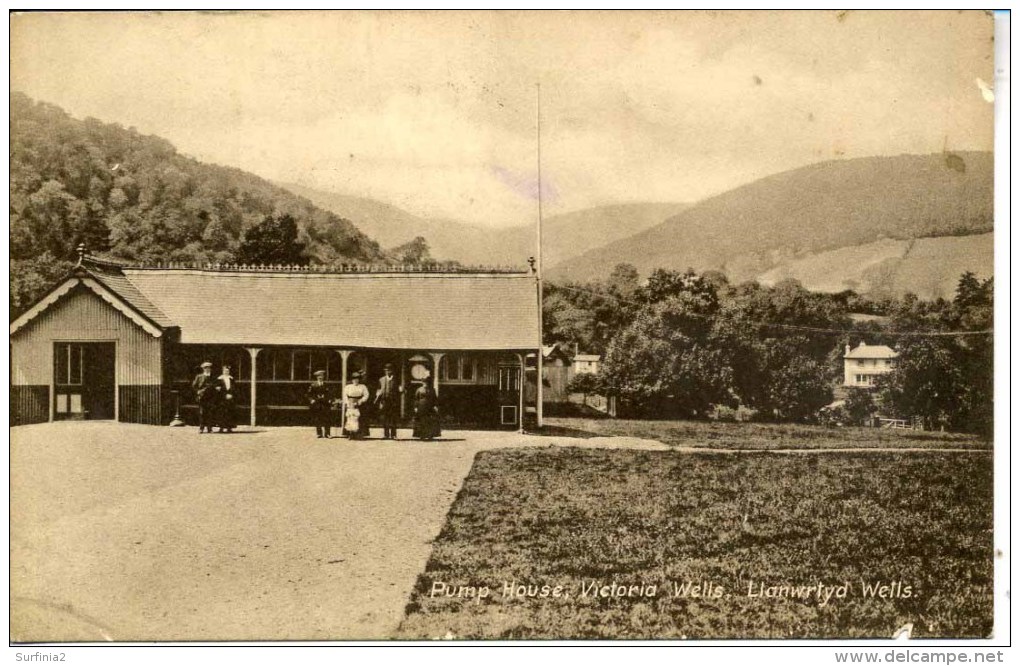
[278,182,687,268]
[548,152,994,298]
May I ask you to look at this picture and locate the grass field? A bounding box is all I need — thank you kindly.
[398,447,993,639]
[541,417,990,450]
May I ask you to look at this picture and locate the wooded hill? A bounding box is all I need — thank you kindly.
[10,92,386,314]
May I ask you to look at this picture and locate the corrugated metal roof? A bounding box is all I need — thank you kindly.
[87,266,175,328]
[122,269,539,349]
[10,262,174,338]
[844,343,898,359]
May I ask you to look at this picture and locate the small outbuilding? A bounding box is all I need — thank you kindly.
[572,353,601,375]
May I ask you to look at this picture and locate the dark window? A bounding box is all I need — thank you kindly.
[326,351,342,381]
[262,350,278,380]
[55,343,83,385]
[442,354,476,382]
[293,350,312,382]
[254,349,340,381]
[499,366,521,391]
[273,348,289,379]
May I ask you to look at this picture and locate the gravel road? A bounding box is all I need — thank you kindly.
[11,422,543,641]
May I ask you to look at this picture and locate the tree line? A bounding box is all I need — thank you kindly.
[550,265,992,436]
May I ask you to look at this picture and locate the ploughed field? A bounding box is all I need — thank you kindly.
[541,417,991,450]
[398,446,993,639]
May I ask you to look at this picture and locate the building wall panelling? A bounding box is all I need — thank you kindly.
[11,385,49,425]
[10,285,162,388]
[119,385,163,425]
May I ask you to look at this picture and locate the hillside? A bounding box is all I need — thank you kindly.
[758,233,993,300]
[274,184,522,265]
[279,183,686,268]
[548,152,994,298]
[540,203,691,268]
[10,93,385,313]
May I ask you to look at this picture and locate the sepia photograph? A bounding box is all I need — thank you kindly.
[7,8,1007,654]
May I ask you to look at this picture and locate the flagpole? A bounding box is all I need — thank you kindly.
[535,82,544,429]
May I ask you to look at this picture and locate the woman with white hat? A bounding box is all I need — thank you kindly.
[342,371,370,439]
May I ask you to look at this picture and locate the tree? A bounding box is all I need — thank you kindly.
[566,372,601,404]
[755,338,833,422]
[543,287,596,351]
[710,279,849,420]
[876,273,993,436]
[843,388,876,426]
[10,253,74,317]
[235,214,308,266]
[876,338,962,431]
[607,263,640,296]
[388,236,432,264]
[600,295,733,419]
[543,280,636,356]
[638,268,720,309]
[954,272,993,331]
[952,273,993,436]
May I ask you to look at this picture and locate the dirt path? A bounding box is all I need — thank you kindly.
[11,423,515,641]
[534,434,987,454]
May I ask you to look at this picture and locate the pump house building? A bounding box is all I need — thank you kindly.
[10,253,541,430]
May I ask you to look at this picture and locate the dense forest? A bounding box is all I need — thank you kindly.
[549,264,993,435]
[10,92,389,315]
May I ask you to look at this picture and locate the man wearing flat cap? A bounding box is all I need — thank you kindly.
[191,361,218,433]
[374,362,402,439]
[307,369,335,439]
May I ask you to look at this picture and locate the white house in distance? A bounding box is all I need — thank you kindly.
[573,354,601,375]
[843,342,898,388]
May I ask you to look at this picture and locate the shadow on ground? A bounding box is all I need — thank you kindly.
[528,424,600,439]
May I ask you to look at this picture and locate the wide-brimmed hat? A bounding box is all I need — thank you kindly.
[384,363,394,370]
[200,361,212,368]
[350,371,362,378]
[313,370,326,377]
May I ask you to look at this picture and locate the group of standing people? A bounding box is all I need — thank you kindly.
[193,360,441,439]
[191,362,238,433]
[306,362,441,441]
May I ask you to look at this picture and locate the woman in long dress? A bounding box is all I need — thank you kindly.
[342,371,371,439]
[214,364,237,433]
[412,378,441,441]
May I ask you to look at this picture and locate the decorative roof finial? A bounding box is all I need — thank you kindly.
[76,243,87,266]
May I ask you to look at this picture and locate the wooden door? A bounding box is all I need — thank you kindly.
[54,342,115,420]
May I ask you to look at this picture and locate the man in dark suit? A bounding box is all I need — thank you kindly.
[374,363,402,439]
[215,364,237,433]
[307,370,335,438]
[191,361,218,433]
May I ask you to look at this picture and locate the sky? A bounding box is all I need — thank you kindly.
[10,10,995,228]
